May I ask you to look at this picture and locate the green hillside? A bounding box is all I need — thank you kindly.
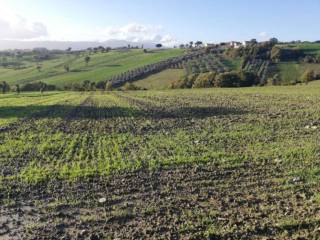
[281,42,320,55]
[278,62,320,84]
[134,69,185,90]
[0,49,184,87]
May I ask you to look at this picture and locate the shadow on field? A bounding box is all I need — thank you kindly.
[103,64,122,67]
[70,69,89,72]
[0,105,248,120]
[299,48,319,55]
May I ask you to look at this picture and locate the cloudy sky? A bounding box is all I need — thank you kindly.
[0,0,320,46]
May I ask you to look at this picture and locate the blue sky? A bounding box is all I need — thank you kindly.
[0,0,319,44]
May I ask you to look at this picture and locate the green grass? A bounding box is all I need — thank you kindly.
[134,69,185,90]
[0,91,76,125]
[221,57,242,70]
[0,49,185,87]
[281,42,320,55]
[275,43,320,84]
[278,62,320,84]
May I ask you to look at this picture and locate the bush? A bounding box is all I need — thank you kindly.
[301,69,315,84]
[123,82,142,91]
[301,55,320,64]
[192,72,216,88]
[238,70,259,87]
[171,74,198,89]
[0,81,10,94]
[267,74,281,86]
[215,71,241,87]
[64,83,84,91]
[105,81,113,91]
[96,81,106,90]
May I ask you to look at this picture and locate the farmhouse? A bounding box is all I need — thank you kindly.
[229,41,242,48]
[204,43,217,48]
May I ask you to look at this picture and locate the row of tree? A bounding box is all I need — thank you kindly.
[105,50,207,88]
[0,81,56,94]
[179,41,204,49]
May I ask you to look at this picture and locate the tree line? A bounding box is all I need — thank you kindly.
[0,81,56,94]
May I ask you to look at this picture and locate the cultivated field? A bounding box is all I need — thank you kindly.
[1,84,320,239]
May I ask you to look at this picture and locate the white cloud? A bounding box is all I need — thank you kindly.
[101,23,177,46]
[161,34,178,45]
[0,5,48,40]
[0,3,177,46]
[258,31,269,41]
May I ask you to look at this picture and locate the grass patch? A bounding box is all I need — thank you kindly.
[134,69,185,90]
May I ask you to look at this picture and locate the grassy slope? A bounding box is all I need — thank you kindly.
[281,42,320,55]
[221,57,242,70]
[0,49,184,87]
[276,43,320,84]
[278,62,320,84]
[134,69,185,90]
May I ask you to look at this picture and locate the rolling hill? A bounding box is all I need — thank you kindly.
[0,49,185,87]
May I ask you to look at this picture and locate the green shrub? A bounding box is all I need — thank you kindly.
[105,81,113,91]
[192,72,216,88]
[123,82,142,91]
[171,74,198,89]
[301,69,315,84]
[0,81,10,94]
[96,81,106,89]
[215,71,241,87]
[238,70,259,87]
[267,74,281,86]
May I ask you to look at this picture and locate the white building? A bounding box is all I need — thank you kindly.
[204,43,217,48]
[230,41,242,48]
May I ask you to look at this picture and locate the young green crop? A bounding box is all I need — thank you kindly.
[1,84,320,239]
[0,84,319,186]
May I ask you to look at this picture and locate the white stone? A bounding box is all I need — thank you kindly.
[98,197,107,203]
